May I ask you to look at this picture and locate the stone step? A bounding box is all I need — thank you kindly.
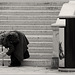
[27,35,53,42]
[0,30,53,35]
[0,6,61,10]
[0,11,59,16]
[0,10,60,12]
[0,11,59,15]
[29,53,52,59]
[28,47,53,53]
[0,25,52,30]
[28,42,53,47]
[22,59,51,67]
[22,35,53,42]
[24,58,52,67]
[0,59,52,67]
[0,15,58,20]
[0,0,68,2]
[0,20,56,25]
[0,10,60,15]
[0,53,52,59]
[0,1,67,6]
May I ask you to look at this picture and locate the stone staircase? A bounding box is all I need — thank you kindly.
[0,0,68,67]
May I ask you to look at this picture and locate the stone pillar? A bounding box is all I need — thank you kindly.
[51,25,59,69]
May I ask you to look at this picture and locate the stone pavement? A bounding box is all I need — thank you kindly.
[0,66,75,75]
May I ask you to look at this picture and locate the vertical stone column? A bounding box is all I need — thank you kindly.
[51,26,59,69]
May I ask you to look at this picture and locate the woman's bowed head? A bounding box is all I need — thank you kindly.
[0,31,30,67]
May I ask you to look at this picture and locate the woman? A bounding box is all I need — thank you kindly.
[0,31,30,67]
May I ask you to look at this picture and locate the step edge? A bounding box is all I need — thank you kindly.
[0,59,52,61]
[0,10,60,12]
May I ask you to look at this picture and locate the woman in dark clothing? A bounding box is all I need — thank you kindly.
[0,31,30,67]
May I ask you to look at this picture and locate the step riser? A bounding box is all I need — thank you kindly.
[28,38,53,42]
[22,60,51,67]
[30,55,52,59]
[29,49,53,53]
[0,10,60,12]
[0,6,61,10]
[0,20,56,25]
[0,2,66,6]
[0,0,68,2]
[0,30,53,35]
[0,59,51,67]
[0,12,59,15]
[22,36,53,42]
[28,36,53,42]
[23,31,53,35]
[0,26,52,30]
[28,42,53,47]
[0,16,57,20]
